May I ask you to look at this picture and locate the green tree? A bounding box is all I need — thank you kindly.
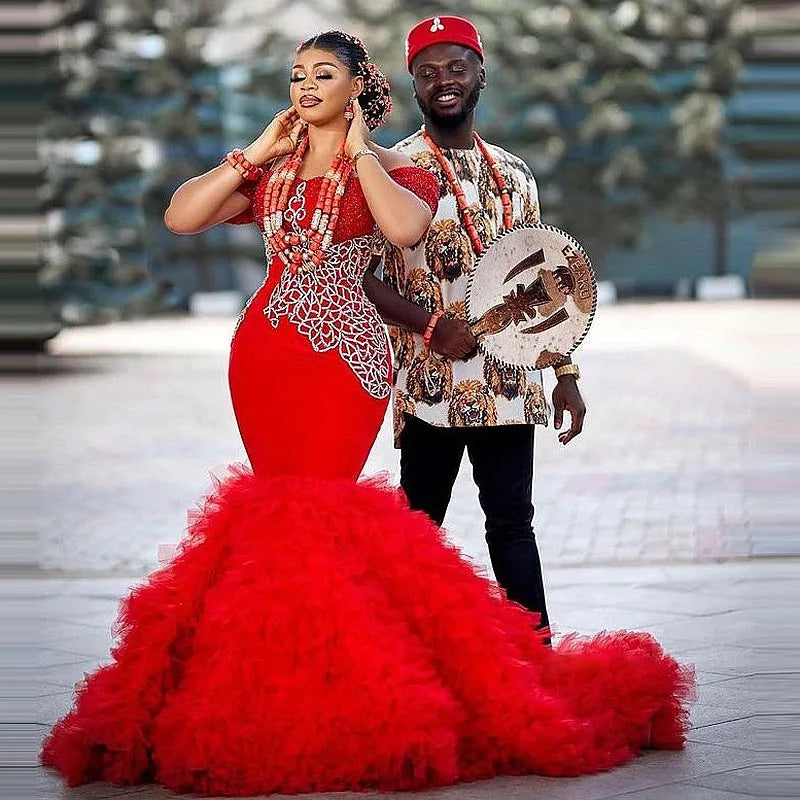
[341,0,745,279]
[44,0,228,318]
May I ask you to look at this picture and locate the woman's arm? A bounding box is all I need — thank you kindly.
[354,151,432,247]
[344,100,431,247]
[163,166,252,234]
[164,109,304,234]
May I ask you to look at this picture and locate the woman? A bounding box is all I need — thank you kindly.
[42,32,693,796]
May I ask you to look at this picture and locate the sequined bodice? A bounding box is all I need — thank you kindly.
[231,166,440,401]
[262,178,377,278]
[236,175,387,399]
[263,178,388,398]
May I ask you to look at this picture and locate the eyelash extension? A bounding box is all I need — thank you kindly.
[290,73,333,83]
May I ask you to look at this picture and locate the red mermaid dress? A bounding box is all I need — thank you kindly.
[41,166,694,796]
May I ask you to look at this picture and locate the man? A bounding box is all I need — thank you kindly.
[382,16,587,636]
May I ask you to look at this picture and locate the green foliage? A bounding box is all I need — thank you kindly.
[46,0,748,304]
[341,0,747,273]
[44,0,229,313]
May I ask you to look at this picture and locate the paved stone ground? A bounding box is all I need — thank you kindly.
[26,299,798,573]
[12,560,799,799]
[7,299,799,798]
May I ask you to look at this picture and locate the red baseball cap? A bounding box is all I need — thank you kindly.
[405,16,484,73]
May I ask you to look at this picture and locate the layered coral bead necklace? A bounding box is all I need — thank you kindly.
[421,128,514,255]
[263,131,354,274]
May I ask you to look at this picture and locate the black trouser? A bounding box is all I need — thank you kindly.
[399,413,550,632]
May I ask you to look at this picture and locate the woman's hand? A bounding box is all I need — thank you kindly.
[244,108,305,165]
[344,98,371,159]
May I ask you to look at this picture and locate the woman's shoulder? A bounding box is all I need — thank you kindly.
[373,145,414,172]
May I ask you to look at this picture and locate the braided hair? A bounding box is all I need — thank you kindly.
[296,31,392,130]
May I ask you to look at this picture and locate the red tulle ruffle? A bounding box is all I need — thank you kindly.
[41,466,694,795]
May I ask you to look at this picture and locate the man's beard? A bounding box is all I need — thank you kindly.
[415,83,481,130]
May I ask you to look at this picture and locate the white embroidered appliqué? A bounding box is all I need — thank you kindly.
[262,181,390,400]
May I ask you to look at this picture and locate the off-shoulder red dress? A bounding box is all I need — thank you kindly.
[41,166,693,796]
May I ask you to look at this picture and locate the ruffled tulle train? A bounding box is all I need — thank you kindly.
[41,466,693,795]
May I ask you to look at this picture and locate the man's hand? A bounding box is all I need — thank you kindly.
[552,376,586,445]
[430,317,477,360]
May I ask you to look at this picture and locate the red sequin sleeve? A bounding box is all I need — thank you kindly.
[388,166,441,216]
[226,180,257,226]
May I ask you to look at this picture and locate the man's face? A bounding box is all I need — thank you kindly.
[411,43,485,129]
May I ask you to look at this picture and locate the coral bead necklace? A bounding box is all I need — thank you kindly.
[421,128,514,255]
[263,131,354,274]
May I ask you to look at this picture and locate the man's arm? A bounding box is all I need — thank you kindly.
[519,160,587,444]
[552,362,585,445]
[362,266,476,360]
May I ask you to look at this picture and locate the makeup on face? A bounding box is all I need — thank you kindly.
[290,50,354,122]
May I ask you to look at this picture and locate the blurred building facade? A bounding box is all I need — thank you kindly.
[734,1,800,296]
[38,0,799,327]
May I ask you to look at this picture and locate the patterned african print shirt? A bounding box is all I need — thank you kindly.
[383,128,550,441]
